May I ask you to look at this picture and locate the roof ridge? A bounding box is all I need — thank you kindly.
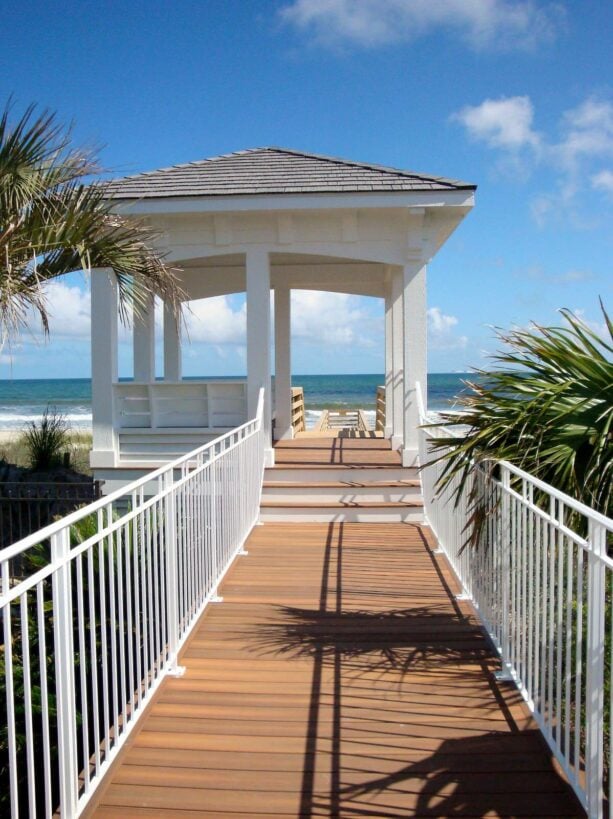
[105,146,472,190]
[259,146,462,188]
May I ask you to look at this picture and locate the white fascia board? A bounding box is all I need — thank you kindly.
[110,189,475,216]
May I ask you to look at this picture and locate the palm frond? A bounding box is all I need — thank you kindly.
[426,304,613,521]
[0,100,183,345]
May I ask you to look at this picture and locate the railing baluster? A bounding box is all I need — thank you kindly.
[51,527,78,817]
[75,554,90,793]
[3,559,19,819]
[36,580,52,819]
[20,592,36,817]
[585,519,606,818]
[164,471,183,676]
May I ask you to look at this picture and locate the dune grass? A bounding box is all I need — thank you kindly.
[0,430,93,475]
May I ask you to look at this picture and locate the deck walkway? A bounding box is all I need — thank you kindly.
[87,519,583,817]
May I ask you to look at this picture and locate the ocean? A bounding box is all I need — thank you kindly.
[0,373,474,431]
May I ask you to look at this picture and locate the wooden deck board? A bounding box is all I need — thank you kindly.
[87,522,584,818]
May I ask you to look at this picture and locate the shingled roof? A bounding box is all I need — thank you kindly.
[103,147,476,199]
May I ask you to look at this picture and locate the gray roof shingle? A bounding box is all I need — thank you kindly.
[103,147,476,199]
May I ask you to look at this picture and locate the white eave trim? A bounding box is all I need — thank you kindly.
[110,189,475,216]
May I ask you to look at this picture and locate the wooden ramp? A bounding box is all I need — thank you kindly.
[87,523,583,818]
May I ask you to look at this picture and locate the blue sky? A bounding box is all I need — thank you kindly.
[1,0,611,378]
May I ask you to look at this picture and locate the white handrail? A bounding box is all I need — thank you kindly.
[1,388,267,818]
[416,382,612,817]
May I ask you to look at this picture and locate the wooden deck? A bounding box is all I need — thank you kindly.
[87,522,583,818]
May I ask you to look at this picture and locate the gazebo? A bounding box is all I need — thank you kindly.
[90,148,475,486]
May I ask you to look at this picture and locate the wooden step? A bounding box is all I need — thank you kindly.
[261,500,423,509]
[266,466,417,482]
[262,479,420,489]
[261,479,422,503]
[259,499,425,523]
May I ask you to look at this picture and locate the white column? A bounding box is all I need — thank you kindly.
[391,269,404,450]
[384,285,394,439]
[163,301,181,381]
[133,292,156,382]
[274,285,293,440]
[246,248,273,465]
[90,268,118,468]
[402,262,427,467]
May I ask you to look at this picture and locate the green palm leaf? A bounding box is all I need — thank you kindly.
[426,303,613,521]
[0,101,183,345]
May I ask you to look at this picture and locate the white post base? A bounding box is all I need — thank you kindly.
[402,448,419,468]
[391,435,403,451]
[264,447,275,468]
[89,449,117,469]
[274,427,294,441]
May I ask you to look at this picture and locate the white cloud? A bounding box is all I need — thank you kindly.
[184,296,246,345]
[279,0,563,51]
[453,94,613,165]
[428,307,467,350]
[517,265,595,284]
[452,94,613,226]
[24,281,91,340]
[451,96,540,151]
[291,290,374,346]
[15,287,470,363]
[591,169,613,196]
[183,291,378,351]
[555,98,613,170]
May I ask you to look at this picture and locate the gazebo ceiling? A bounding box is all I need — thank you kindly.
[177,252,389,300]
[104,147,476,200]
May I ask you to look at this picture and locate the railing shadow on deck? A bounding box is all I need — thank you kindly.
[237,523,582,819]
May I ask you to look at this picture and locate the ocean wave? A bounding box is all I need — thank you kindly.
[0,412,92,430]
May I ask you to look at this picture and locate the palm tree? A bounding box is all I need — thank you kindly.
[427,304,612,519]
[0,101,182,347]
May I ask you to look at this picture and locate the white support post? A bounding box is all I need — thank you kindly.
[90,268,118,468]
[274,285,293,440]
[391,269,404,450]
[402,262,427,467]
[133,291,156,382]
[384,284,394,439]
[163,301,182,381]
[246,248,273,466]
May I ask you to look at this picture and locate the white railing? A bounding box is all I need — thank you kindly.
[1,388,266,818]
[416,382,612,818]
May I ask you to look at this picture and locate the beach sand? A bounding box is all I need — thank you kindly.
[0,428,92,445]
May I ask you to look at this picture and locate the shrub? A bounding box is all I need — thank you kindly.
[21,408,69,471]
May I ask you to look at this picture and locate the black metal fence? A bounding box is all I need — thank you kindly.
[0,481,102,548]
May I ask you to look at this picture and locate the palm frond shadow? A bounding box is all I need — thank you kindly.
[329,732,578,818]
[243,605,490,680]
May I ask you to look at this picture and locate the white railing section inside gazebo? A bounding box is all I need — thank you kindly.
[1,389,266,819]
[416,382,613,818]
